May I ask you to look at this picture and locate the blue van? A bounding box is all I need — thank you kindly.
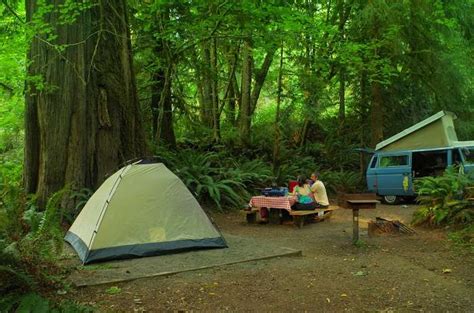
[366,145,474,204]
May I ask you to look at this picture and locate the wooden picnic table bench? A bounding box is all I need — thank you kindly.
[243,203,336,228]
[289,207,335,228]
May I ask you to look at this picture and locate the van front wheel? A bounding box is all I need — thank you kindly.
[383,195,399,205]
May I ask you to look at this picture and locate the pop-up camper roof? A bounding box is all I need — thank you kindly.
[376,111,473,151]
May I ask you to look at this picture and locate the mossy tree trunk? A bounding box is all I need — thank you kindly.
[25,0,147,207]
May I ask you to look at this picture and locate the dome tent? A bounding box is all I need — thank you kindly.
[65,161,227,264]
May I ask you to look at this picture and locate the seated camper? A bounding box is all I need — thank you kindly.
[290,175,317,211]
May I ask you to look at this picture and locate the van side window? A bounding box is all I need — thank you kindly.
[379,155,408,167]
[370,156,378,168]
[412,151,447,177]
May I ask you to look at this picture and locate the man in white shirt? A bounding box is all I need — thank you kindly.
[310,172,329,207]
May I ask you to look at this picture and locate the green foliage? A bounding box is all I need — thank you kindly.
[320,170,363,195]
[275,154,316,186]
[68,188,93,223]
[0,292,95,313]
[448,224,474,254]
[0,186,79,312]
[413,168,474,227]
[105,286,122,295]
[0,1,26,157]
[155,148,272,210]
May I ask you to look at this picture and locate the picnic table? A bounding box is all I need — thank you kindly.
[245,196,334,227]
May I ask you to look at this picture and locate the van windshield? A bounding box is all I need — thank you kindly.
[460,147,474,164]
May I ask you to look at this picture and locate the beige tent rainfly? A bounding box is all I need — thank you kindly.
[65,161,227,264]
[375,111,474,151]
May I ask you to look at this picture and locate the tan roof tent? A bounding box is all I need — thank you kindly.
[375,111,461,151]
[65,161,227,264]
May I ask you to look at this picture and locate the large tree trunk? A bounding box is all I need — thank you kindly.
[25,0,147,207]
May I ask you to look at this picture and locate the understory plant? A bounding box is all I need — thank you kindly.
[0,179,90,312]
[320,170,363,195]
[447,224,474,254]
[155,148,272,210]
[413,167,474,226]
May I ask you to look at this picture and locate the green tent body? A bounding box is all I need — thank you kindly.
[65,162,227,264]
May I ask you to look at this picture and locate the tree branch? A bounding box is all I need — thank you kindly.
[0,81,14,95]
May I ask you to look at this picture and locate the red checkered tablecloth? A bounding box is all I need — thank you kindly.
[249,196,296,211]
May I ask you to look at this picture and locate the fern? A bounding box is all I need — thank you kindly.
[0,187,73,309]
[413,167,474,227]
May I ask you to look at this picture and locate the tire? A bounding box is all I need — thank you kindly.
[382,195,399,205]
[402,196,416,204]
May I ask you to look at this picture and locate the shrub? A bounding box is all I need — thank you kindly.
[0,186,76,311]
[67,188,93,223]
[413,167,474,226]
[447,224,474,254]
[154,148,272,210]
[275,153,317,185]
[320,170,364,195]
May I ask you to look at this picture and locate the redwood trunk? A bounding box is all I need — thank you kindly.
[25,0,147,207]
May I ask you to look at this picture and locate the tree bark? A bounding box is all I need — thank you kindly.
[250,46,277,115]
[272,45,284,172]
[338,67,345,125]
[337,0,346,128]
[210,37,220,142]
[154,65,176,148]
[239,38,252,147]
[222,44,240,127]
[25,0,147,207]
[151,10,176,148]
[359,70,370,176]
[199,43,213,128]
[370,81,384,147]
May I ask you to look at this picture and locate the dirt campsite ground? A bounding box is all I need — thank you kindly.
[67,204,474,312]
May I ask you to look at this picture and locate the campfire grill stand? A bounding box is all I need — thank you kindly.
[339,194,380,244]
